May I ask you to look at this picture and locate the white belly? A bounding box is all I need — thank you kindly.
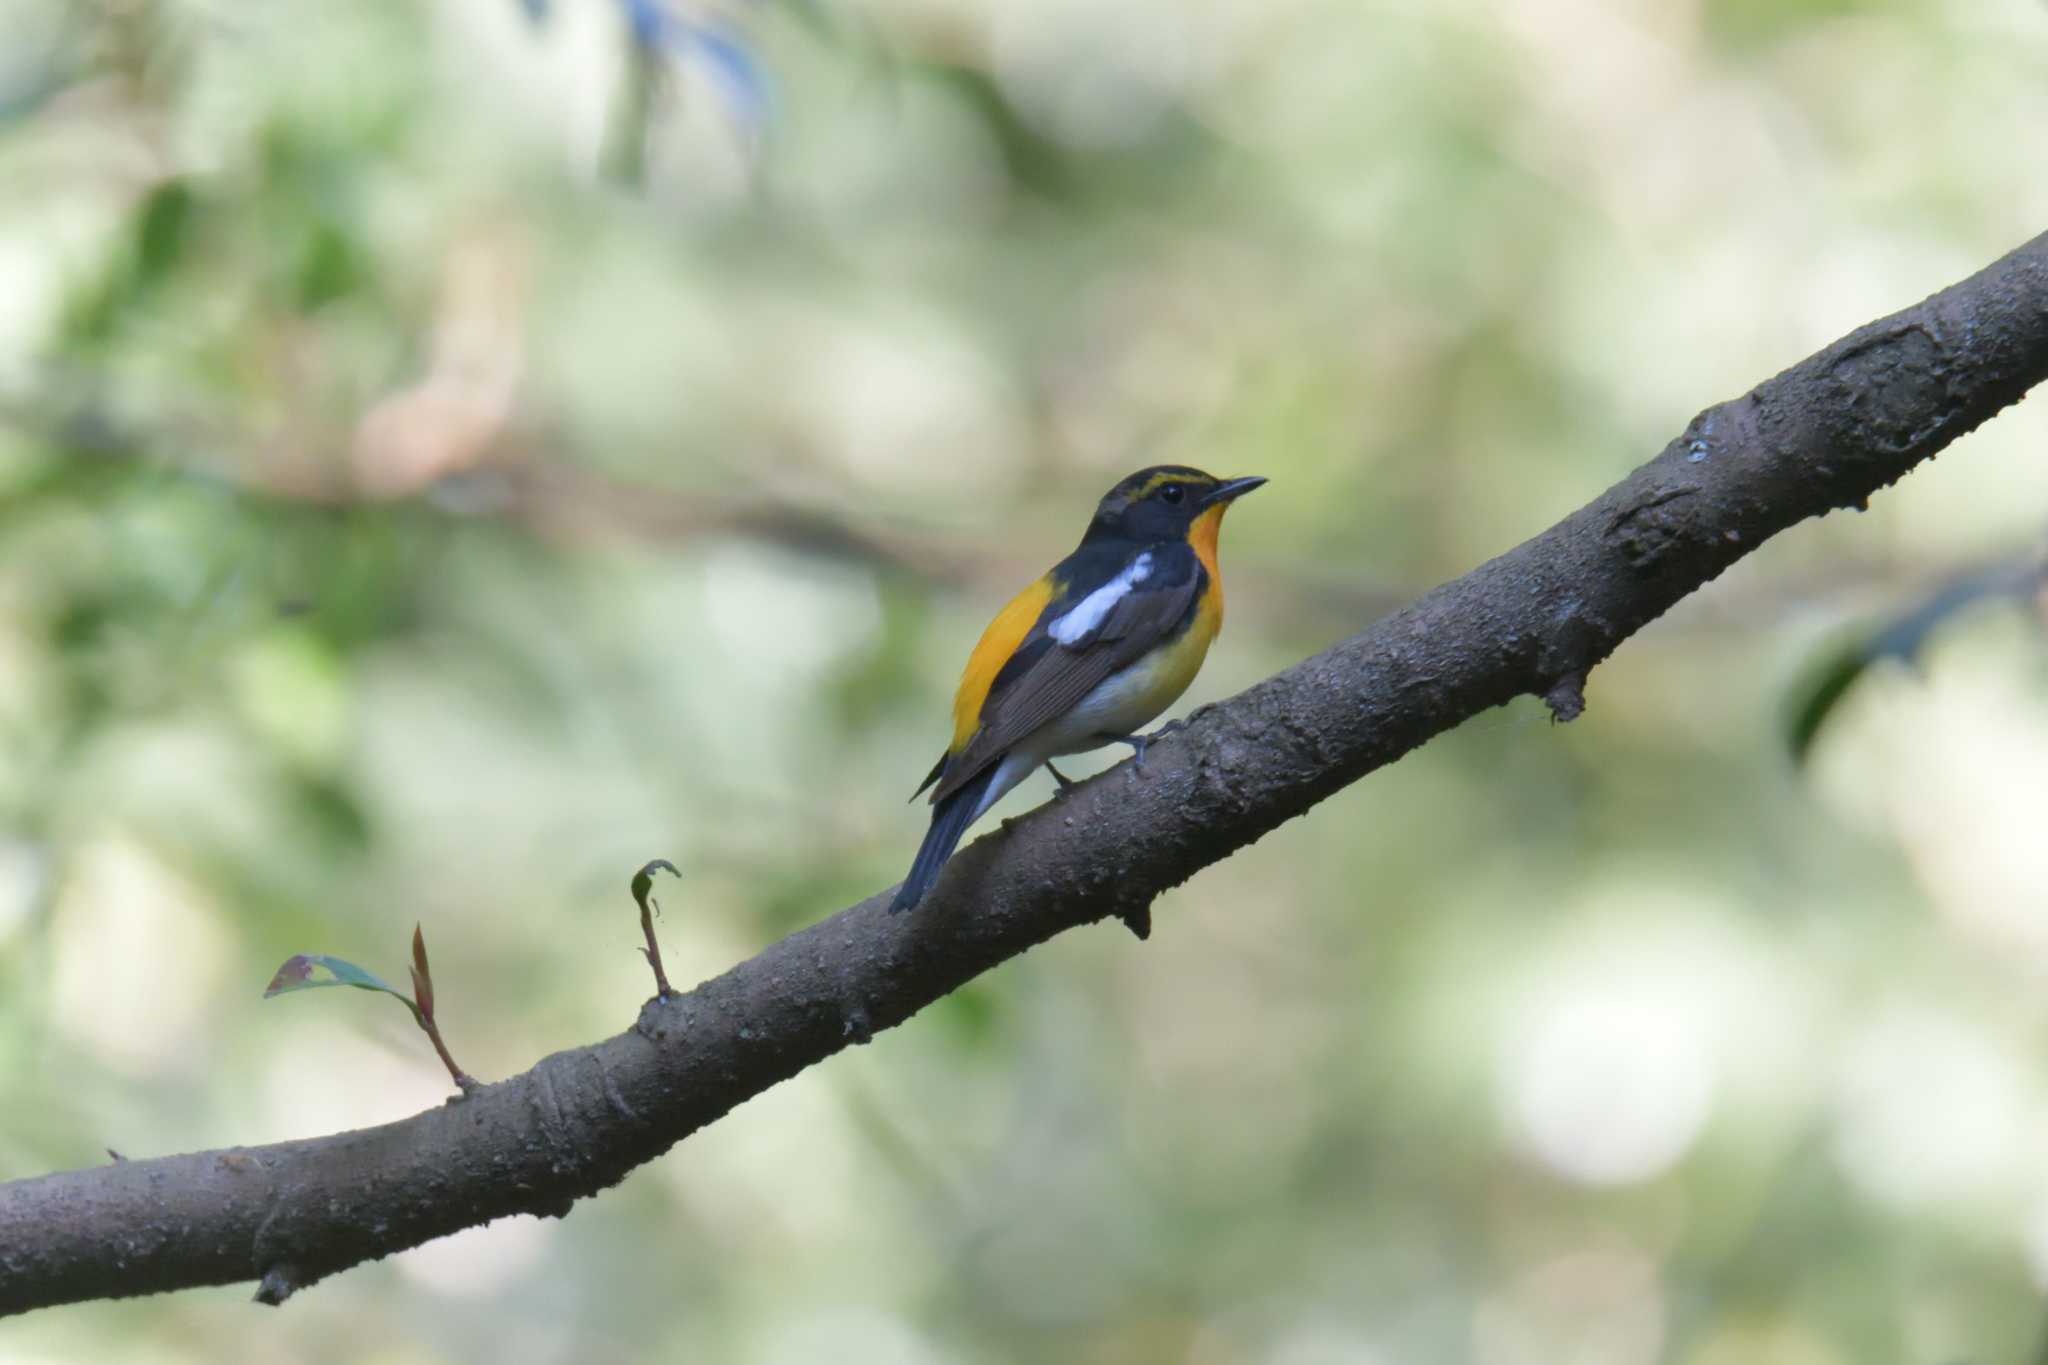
[963,630,1214,825]
[1029,648,1193,758]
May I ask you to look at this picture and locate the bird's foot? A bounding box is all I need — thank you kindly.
[1108,720,1186,776]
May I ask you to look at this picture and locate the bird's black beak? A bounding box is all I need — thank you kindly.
[1200,476,1268,508]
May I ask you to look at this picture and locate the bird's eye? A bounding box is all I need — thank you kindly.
[1160,483,1185,504]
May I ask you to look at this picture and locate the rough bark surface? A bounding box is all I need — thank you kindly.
[5,231,2047,1316]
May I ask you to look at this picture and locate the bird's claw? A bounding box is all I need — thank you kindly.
[1111,720,1185,776]
[1045,761,1078,798]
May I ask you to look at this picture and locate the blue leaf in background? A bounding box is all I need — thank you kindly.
[623,2,773,135]
[619,0,670,47]
[677,21,772,132]
[516,0,774,138]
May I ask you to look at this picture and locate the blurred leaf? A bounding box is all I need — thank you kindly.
[1787,557,2046,764]
[288,773,372,853]
[917,62,1077,202]
[619,0,666,47]
[1705,0,1909,52]
[607,0,769,173]
[604,38,663,187]
[928,982,1000,1051]
[61,178,200,346]
[679,24,771,130]
[826,583,934,732]
[51,595,113,653]
[1786,646,1871,768]
[134,181,194,285]
[295,220,364,311]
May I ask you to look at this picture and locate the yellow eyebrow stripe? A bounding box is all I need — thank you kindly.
[949,575,1058,753]
[1125,471,1214,502]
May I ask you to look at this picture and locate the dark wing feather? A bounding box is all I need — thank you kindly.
[908,751,949,803]
[930,546,1202,804]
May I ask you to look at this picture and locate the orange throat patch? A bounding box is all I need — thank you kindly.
[1189,503,1228,632]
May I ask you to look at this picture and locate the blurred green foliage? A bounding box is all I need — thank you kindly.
[1786,558,2048,766]
[3,0,2048,1362]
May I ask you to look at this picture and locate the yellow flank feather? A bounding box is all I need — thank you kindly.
[950,575,1059,752]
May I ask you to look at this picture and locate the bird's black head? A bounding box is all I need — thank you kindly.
[1083,465,1267,545]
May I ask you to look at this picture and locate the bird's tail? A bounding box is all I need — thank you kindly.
[890,762,1000,913]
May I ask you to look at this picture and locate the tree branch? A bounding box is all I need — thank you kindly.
[5,231,2047,1317]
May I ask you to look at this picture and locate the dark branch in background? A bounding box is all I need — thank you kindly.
[3,231,2046,1317]
[0,382,1945,639]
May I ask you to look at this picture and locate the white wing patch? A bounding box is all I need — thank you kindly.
[1048,552,1152,646]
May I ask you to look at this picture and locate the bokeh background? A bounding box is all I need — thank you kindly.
[4,0,2048,1361]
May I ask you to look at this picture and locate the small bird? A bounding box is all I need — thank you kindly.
[892,465,1266,913]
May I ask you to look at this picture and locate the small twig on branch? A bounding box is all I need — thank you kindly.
[631,859,679,1000]
[2,230,2046,1316]
[405,926,478,1096]
[261,927,478,1097]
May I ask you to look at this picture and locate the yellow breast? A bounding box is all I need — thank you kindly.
[1148,604,1220,707]
[1027,589,1222,757]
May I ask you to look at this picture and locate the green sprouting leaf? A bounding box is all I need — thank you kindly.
[631,858,680,918]
[263,952,420,1024]
[408,924,433,1020]
[265,941,475,1091]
